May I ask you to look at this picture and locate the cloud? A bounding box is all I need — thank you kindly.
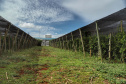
[61,0,125,22]
[18,22,61,38]
[19,23,35,28]
[0,0,74,24]
[0,0,26,24]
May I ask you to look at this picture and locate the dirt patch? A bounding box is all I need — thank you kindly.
[38,54,50,57]
[19,69,24,75]
[0,67,5,68]
[36,64,49,84]
[38,81,49,84]
[41,68,48,70]
[104,80,110,84]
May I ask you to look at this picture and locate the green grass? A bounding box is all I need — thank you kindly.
[0,46,41,84]
[37,46,126,84]
[0,46,126,84]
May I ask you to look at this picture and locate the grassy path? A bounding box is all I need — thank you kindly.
[0,46,126,84]
[37,47,126,84]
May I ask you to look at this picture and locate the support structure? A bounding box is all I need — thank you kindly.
[18,32,24,50]
[2,24,11,52]
[79,28,85,56]
[120,20,123,32]
[96,22,102,62]
[12,29,19,51]
[71,32,77,52]
[0,32,1,56]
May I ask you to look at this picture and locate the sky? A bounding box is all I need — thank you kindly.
[0,0,125,38]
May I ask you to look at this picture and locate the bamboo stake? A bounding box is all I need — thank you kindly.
[90,47,92,57]
[120,20,123,32]
[71,32,77,52]
[79,40,80,52]
[79,28,85,56]
[12,29,19,51]
[8,35,10,52]
[62,37,64,49]
[109,33,111,62]
[28,37,31,48]
[120,20,125,63]
[18,32,24,50]
[5,28,7,52]
[25,36,29,48]
[23,34,27,49]
[2,24,11,51]
[0,32,1,56]
[59,38,61,49]
[56,39,58,48]
[66,35,69,50]
[6,72,8,80]
[96,22,102,63]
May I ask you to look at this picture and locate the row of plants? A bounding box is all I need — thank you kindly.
[52,28,126,63]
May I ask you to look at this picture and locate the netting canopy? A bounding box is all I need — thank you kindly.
[0,16,35,40]
[55,8,126,41]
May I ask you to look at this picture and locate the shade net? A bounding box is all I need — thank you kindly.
[0,16,36,41]
[54,8,126,41]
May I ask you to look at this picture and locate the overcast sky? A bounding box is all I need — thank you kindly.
[0,0,125,38]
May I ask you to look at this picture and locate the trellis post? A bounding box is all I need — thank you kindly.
[71,32,77,52]
[8,35,11,52]
[2,24,11,52]
[96,22,102,63]
[79,28,85,56]
[108,33,111,62]
[66,35,69,50]
[23,34,27,49]
[59,38,61,49]
[121,20,123,32]
[0,32,1,56]
[18,32,24,50]
[90,47,92,57]
[12,29,19,51]
[62,37,64,49]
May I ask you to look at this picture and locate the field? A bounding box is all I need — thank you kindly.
[0,46,126,84]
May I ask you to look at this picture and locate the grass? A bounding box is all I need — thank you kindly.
[0,46,126,84]
[37,46,126,84]
[0,46,41,84]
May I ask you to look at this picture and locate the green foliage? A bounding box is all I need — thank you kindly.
[61,28,126,63]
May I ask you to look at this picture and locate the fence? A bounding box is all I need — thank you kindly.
[50,8,126,63]
[0,16,38,56]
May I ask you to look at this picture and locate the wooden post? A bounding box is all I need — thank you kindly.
[96,22,102,62]
[12,29,19,51]
[79,28,85,56]
[120,20,123,32]
[26,36,30,48]
[66,35,69,50]
[71,32,77,52]
[23,34,27,49]
[18,32,24,50]
[62,37,64,49]
[108,33,111,62]
[0,32,1,56]
[59,38,61,49]
[56,39,58,48]
[29,38,32,48]
[5,28,7,52]
[2,24,11,51]
[8,35,10,52]
[79,40,80,52]
[90,47,92,57]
